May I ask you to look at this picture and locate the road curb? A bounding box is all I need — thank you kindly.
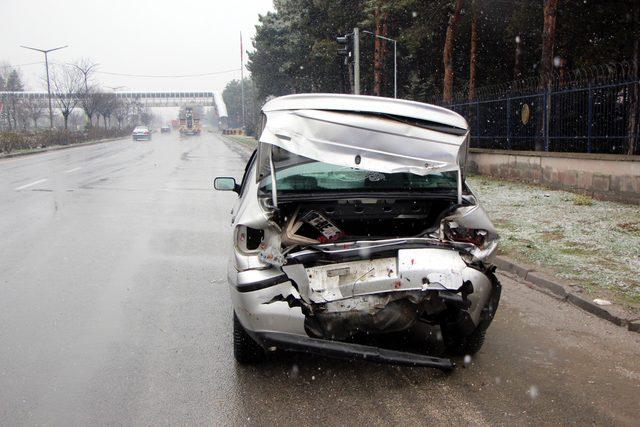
[494,255,636,332]
[0,136,126,160]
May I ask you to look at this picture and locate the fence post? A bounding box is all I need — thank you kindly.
[475,101,480,147]
[587,83,593,153]
[506,97,512,149]
[543,90,550,151]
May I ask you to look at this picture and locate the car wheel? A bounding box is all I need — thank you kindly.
[233,312,265,364]
[443,326,486,356]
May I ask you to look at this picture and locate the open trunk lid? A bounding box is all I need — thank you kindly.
[260,94,470,176]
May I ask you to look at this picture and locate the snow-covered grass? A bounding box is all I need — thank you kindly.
[223,134,257,149]
[468,175,640,306]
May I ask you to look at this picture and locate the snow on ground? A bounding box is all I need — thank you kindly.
[468,175,640,306]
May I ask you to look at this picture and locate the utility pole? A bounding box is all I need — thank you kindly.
[20,45,68,129]
[240,31,245,131]
[353,27,360,95]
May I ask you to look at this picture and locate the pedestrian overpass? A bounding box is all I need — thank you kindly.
[0,90,229,123]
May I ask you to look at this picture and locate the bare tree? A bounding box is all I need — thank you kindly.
[23,96,46,129]
[72,58,98,93]
[73,59,99,127]
[81,87,103,128]
[128,100,144,125]
[95,92,117,128]
[50,64,83,130]
[67,110,83,131]
[2,67,25,130]
[442,0,465,104]
[15,101,29,131]
[139,107,154,127]
[113,99,130,129]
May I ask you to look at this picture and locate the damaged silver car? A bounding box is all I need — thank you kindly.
[214,94,501,371]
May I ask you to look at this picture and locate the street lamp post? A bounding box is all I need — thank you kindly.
[20,45,68,128]
[362,31,398,98]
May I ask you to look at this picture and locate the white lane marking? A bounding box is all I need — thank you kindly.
[64,167,82,173]
[15,178,48,191]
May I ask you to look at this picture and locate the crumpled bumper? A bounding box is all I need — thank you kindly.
[229,248,498,341]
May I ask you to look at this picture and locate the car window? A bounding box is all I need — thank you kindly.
[239,150,257,196]
[260,149,458,193]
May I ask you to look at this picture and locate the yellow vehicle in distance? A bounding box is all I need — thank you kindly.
[178,106,202,136]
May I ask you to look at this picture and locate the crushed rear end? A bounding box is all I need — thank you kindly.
[224,94,501,369]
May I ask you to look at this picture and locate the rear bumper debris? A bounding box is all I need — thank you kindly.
[252,331,455,371]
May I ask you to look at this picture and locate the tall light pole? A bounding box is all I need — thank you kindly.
[240,31,246,132]
[362,31,398,98]
[20,45,68,128]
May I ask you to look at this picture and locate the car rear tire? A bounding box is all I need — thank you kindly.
[444,326,486,356]
[233,312,265,364]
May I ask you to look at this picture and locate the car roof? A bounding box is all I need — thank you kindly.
[262,93,467,132]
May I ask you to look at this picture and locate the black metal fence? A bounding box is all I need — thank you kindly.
[442,63,640,155]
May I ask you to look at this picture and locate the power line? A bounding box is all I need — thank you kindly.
[94,68,242,78]
[3,61,241,78]
[0,61,44,69]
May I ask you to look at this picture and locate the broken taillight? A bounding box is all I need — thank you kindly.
[235,225,264,252]
[443,221,488,247]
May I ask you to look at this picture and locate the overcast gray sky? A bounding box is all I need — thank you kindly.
[2,0,274,93]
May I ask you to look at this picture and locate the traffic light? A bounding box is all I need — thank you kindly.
[336,34,352,62]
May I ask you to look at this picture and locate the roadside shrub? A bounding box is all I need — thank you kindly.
[0,127,133,155]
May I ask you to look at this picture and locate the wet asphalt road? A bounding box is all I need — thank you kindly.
[0,131,639,426]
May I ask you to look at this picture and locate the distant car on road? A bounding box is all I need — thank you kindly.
[161,125,171,133]
[132,126,151,141]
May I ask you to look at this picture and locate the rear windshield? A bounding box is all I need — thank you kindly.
[260,148,457,194]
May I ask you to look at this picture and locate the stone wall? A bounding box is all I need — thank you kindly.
[467,149,640,204]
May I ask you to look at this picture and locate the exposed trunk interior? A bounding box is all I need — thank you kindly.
[277,197,457,244]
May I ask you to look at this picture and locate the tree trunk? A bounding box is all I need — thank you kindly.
[537,0,558,151]
[63,113,69,130]
[468,0,477,102]
[628,0,639,155]
[373,8,388,97]
[442,0,465,104]
[10,98,17,129]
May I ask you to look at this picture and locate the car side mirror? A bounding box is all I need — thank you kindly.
[214,177,239,193]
